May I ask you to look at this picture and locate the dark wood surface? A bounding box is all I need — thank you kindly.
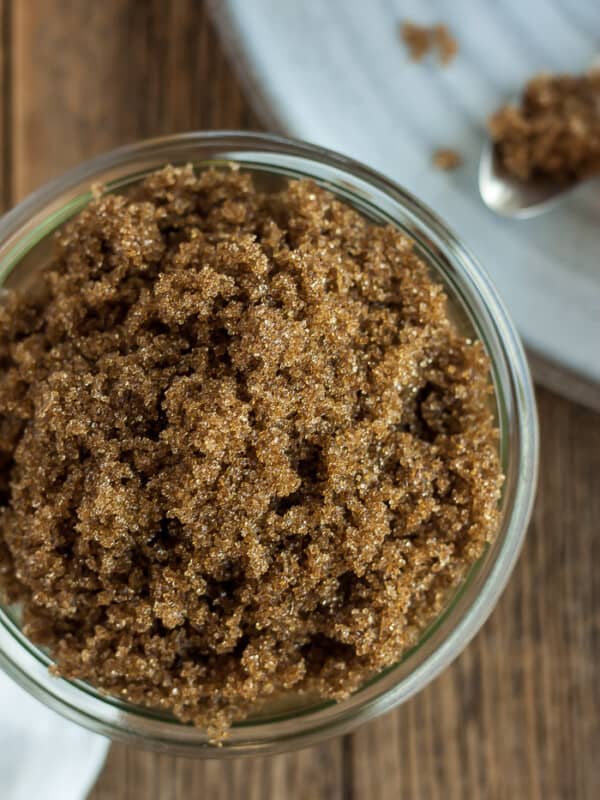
[2,2,598,798]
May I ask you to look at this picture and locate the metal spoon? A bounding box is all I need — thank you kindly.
[479,60,599,219]
[477,141,582,219]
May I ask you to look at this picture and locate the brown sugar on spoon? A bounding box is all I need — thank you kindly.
[489,71,600,183]
[0,165,502,740]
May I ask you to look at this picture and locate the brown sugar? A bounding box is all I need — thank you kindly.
[489,71,600,183]
[400,21,458,66]
[0,165,502,739]
[433,24,458,65]
[432,148,463,171]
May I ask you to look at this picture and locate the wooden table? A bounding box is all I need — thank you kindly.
[2,2,598,797]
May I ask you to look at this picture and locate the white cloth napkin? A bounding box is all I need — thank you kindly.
[0,668,109,800]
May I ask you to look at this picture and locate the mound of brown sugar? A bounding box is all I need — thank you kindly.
[489,71,600,183]
[400,21,458,66]
[0,166,501,739]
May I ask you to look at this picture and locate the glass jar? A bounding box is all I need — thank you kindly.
[0,132,538,757]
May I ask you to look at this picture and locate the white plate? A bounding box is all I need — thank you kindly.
[209,0,600,410]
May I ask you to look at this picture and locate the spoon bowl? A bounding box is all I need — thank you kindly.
[478,136,580,219]
[481,58,600,219]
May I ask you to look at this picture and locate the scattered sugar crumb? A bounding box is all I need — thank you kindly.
[432,148,463,171]
[400,21,458,66]
[433,24,458,65]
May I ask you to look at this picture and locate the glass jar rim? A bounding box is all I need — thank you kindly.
[0,131,538,757]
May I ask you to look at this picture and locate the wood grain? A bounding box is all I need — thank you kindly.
[11,0,259,200]
[5,2,600,798]
[89,742,344,800]
[0,0,10,211]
